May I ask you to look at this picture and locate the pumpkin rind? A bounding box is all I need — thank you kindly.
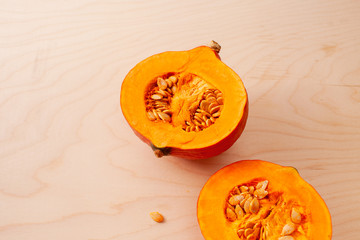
[120,43,248,159]
[197,160,332,239]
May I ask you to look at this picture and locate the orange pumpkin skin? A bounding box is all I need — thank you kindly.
[197,160,332,239]
[131,101,248,160]
[120,42,248,159]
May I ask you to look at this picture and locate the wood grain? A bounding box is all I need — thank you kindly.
[0,0,359,239]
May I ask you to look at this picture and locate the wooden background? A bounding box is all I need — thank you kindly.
[1,1,359,239]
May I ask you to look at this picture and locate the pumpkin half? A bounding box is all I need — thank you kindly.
[120,41,248,159]
[197,160,332,240]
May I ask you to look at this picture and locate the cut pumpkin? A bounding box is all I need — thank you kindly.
[120,41,248,159]
[197,160,332,240]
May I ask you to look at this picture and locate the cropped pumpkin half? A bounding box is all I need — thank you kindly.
[120,41,248,159]
[197,160,332,240]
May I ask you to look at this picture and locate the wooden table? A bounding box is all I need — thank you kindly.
[1,1,359,239]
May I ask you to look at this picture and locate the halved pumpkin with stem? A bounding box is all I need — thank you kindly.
[120,41,248,159]
[197,160,332,239]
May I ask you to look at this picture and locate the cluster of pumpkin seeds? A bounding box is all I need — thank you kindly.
[184,89,223,132]
[225,180,305,240]
[145,75,178,122]
[145,74,223,132]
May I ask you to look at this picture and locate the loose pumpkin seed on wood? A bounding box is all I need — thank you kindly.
[150,212,164,223]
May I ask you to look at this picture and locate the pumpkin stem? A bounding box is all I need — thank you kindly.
[151,144,171,158]
[208,40,221,53]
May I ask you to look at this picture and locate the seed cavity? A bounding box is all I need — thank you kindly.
[225,179,307,240]
[145,73,223,132]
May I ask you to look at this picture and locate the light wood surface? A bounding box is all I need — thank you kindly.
[1,1,359,239]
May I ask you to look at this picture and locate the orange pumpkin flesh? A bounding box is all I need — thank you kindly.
[197,160,332,240]
[120,42,248,159]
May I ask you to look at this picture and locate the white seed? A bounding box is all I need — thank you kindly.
[226,207,236,222]
[165,79,173,88]
[248,186,255,194]
[168,75,177,84]
[152,109,159,119]
[291,208,302,224]
[157,77,168,90]
[171,85,177,93]
[235,204,244,219]
[200,100,210,111]
[250,197,260,214]
[212,111,221,118]
[240,186,249,193]
[281,222,296,236]
[229,195,244,205]
[237,229,245,237]
[256,180,269,190]
[151,94,163,100]
[244,197,252,213]
[217,97,224,105]
[156,89,168,97]
[244,228,253,238]
[245,222,255,229]
[278,237,294,240]
[254,188,268,199]
[208,102,219,110]
[158,112,171,122]
[147,111,156,121]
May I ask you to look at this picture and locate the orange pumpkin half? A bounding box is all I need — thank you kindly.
[120,41,248,159]
[197,160,332,240]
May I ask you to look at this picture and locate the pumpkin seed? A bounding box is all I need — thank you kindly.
[256,180,269,190]
[151,94,163,100]
[165,79,173,88]
[168,75,177,84]
[244,197,253,213]
[254,188,268,199]
[229,195,244,205]
[208,102,218,110]
[152,110,159,119]
[157,77,168,90]
[235,204,244,219]
[150,212,164,223]
[217,96,224,105]
[248,186,255,194]
[281,222,296,236]
[244,228,253,237]
[250,197,260,214]
[240,186,249,193]
[245,222,255,229]
[158,112,171,122]
[147,111,156,121]
[226,207,237,222]
[246,233,256,240]
[278,237,295,240]
[212,111,221,117]
[237,229,245,237]
[291,208,301,224]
